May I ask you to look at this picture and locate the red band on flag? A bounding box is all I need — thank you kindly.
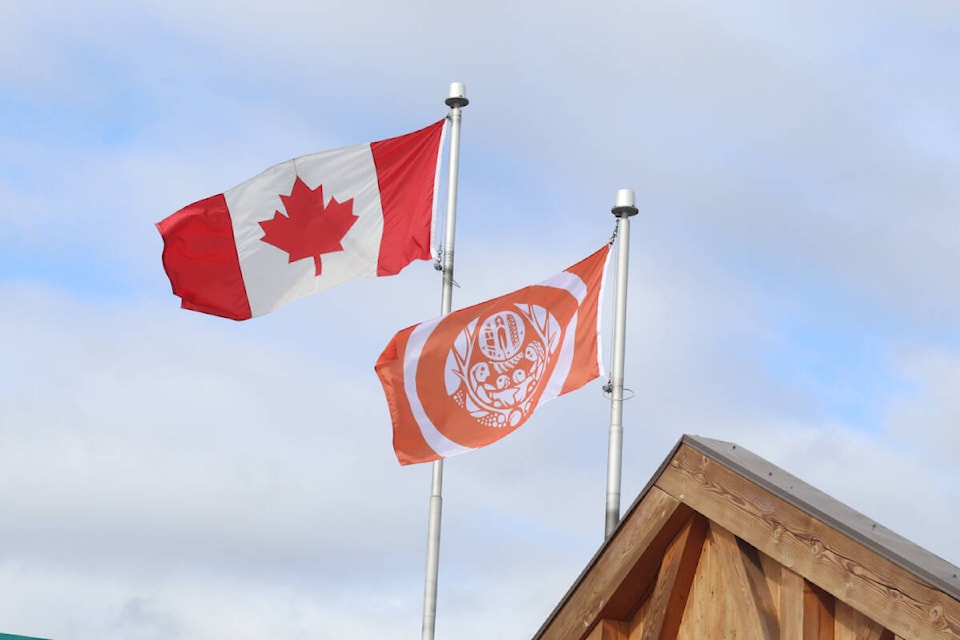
[371,120,445,276]
[157,194,251,320]
[157,119,447,320]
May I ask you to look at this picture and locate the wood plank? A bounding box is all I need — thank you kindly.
[654,444,960,640]
[738,536,781,638]
[710,524,777,640]
[804,582,834,640]
[781,568,804,640]
[835,600,888,640]
[833,601,860,640]
[758,550,782,614]
[628,594,650,639]
[639,515,708,640]
[601,510,700,622]
[660,516,710,640]
[673,532,721,639]
[585,620,628,640]
[535,486,692,640]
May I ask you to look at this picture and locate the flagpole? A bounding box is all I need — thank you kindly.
[604,188,638,538]
[422,81,468,640]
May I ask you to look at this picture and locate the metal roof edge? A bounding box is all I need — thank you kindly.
[681,434,960,602]
[532,433,960,639]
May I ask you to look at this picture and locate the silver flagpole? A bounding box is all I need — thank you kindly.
[604,188,638,537]
[422,81,468,640]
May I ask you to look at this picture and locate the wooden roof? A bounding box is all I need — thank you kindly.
[533,435,960,640]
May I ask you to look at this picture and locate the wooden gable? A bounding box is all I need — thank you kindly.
[534,435,960,640]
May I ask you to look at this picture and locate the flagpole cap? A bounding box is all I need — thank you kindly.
[611,189,638,217]
[446,82,469,108]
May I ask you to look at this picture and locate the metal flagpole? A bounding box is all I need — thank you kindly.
[421,81,468,640]
[604,188,638,538]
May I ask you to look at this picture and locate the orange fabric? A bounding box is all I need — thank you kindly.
[376,245,610,465]
[378,327,443,466]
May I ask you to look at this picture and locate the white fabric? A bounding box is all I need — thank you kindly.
[404,317,477,459]
[224,143,385,317]
[403,270,590,458]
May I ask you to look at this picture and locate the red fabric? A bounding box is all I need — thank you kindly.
[156,194,252,320]
[371,120,445,276]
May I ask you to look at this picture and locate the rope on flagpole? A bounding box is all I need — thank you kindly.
[608,220,619,246]
[433,247,460,289]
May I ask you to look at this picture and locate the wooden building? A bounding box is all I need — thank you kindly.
[534,435,960,640]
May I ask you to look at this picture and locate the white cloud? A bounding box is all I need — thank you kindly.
[2,0,959,637]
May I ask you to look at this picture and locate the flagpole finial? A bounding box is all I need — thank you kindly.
[446,82,469,108]
[612,188,638,217]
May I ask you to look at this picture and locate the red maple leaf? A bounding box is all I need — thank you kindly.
[259,176,359,276]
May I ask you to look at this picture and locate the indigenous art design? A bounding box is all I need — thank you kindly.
[376,244,610,465]
[445,305,562,428]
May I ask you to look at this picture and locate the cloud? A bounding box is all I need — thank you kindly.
[2,0,959,637]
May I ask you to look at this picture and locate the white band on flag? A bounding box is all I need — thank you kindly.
[536,271,588,402]
[404,318,476,459]
[402,270,590,459]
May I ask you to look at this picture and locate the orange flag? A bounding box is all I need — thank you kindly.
[375,245,610,465]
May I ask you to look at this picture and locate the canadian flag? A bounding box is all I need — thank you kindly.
[157,120,446,320]
[376,245,610,465]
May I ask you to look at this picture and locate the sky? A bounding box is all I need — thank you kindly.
[2,0,959,638]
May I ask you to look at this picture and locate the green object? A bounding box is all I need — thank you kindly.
[0,634,52,640]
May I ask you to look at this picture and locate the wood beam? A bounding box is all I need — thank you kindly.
[780,567,804,640]
[758,550,783,612]
[585,620,628,640]
[655,444,960,639]
[535,486,692,640]
[835,600,890,640]
[738,536,781,639]
[804,582,834,640]
[710,524,778,640]
[639,514,708,640]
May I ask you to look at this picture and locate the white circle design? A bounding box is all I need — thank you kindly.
[401,270,592,460]
[445,304,561,428]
